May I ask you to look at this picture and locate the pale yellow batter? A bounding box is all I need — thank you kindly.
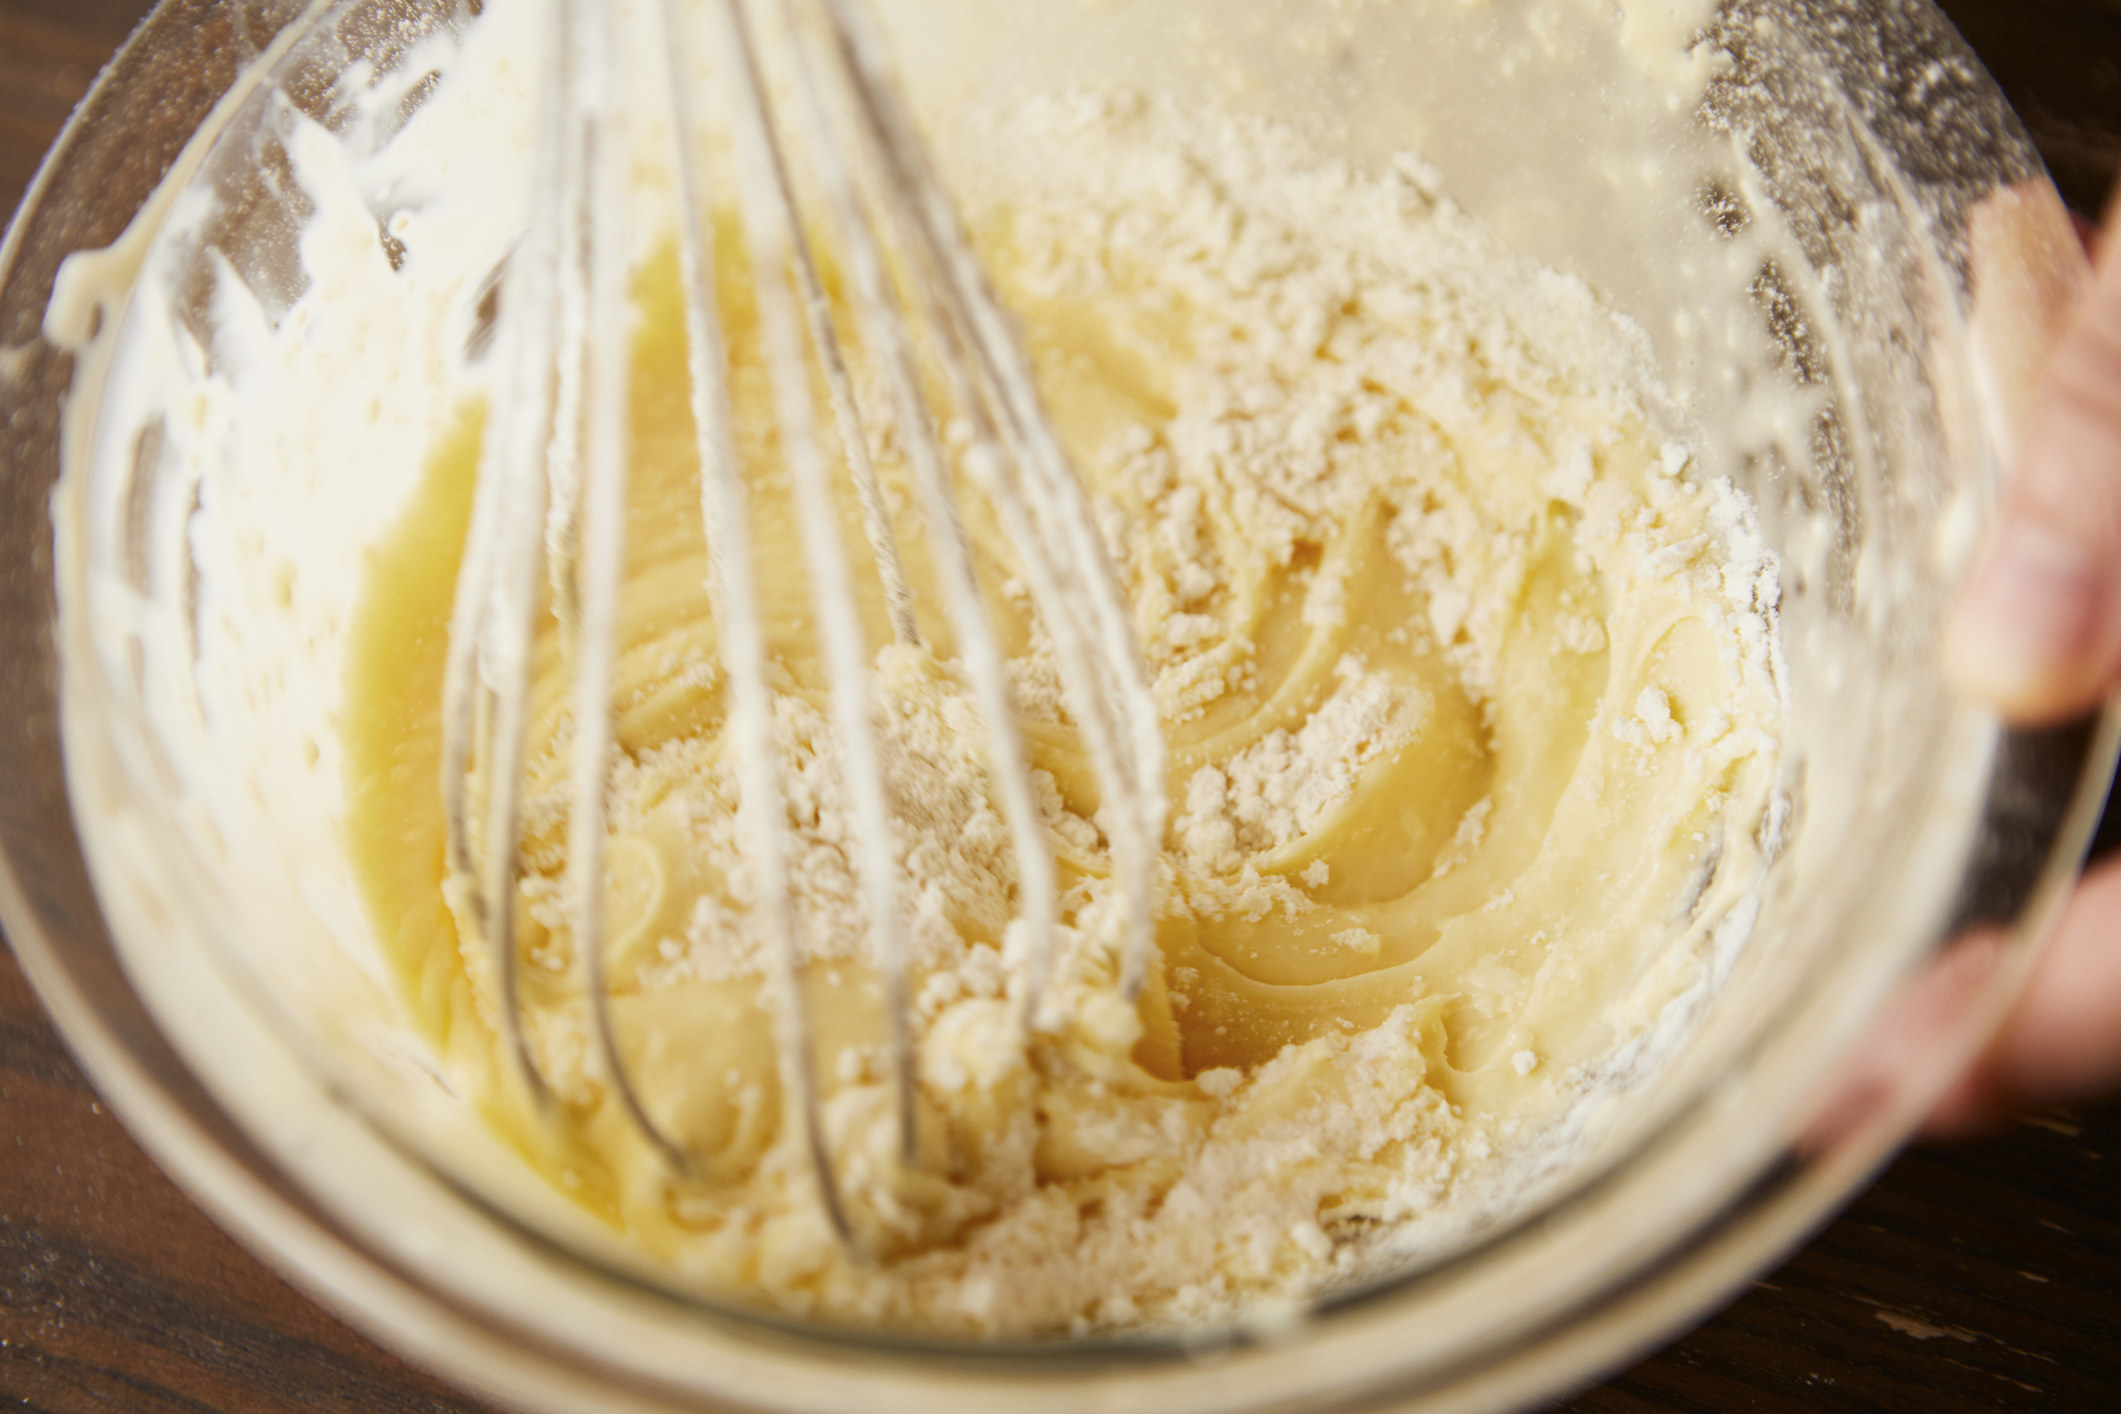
[342,95,1782,1334]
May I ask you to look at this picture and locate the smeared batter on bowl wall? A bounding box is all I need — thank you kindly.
[343,93,1784,1334]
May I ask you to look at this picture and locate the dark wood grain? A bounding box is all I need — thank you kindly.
[1559,1107,2121,1412]
[0,3,2116,1412]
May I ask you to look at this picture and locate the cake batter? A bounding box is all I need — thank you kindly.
[341,92,1784,1334]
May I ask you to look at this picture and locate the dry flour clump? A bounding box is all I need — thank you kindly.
[977,89,1701,717]
[1177,657,1426,875]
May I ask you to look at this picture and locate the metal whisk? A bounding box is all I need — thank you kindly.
[437,0,1166,1248]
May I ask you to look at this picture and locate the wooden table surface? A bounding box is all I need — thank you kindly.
[2,1,2118,1410]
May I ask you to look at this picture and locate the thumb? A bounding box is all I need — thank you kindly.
[1946,189,2121,725]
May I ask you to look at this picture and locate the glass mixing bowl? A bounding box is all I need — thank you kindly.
[2,0,2115,1410]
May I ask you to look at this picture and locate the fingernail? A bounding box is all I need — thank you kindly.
[1946,518,2108,711]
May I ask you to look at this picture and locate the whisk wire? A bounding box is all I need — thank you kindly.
[440,0,579,1110]
[566,0,697,1171]
[715,0,925,1180]
[815,0,1168,1005]
[451,0,1169,1252]
[778,0,1066,1038]
[659,0,861,1242]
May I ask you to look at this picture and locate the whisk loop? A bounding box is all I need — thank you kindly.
[440,0,1167,1252]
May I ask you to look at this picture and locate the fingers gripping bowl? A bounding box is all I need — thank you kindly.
[2,0,2114,1410]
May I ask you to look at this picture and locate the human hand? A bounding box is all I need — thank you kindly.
[1932,185,2121,1133]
